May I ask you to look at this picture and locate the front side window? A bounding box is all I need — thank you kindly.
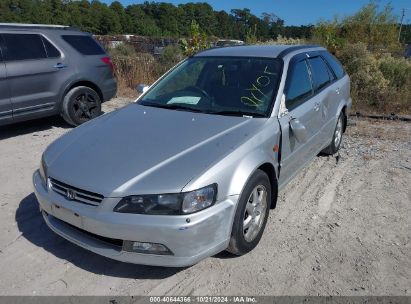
[285,60,312,110]
[2,34,47,61]
[140,57,283,117]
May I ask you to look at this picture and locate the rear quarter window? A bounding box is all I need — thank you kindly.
[62,35,105,55]
[42,37,61,58]
[321,51,345,79]
[308,56,332,91]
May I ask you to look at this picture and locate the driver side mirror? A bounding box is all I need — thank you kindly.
[136,84,149,94]
[289,117,308,143]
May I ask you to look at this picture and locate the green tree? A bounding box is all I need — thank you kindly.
[179,20,210,56]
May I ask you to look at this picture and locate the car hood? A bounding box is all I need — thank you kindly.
[45,104,267,197]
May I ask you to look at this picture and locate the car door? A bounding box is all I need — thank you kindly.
[1,32,65,119]
[320,51,348,142]
[277,56,323,188]
[0,35,12,125]
[306,55,336,148]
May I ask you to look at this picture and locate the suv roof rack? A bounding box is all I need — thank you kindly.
[0,23,80,31]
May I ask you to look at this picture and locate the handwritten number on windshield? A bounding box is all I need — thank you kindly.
[241,65,275,107]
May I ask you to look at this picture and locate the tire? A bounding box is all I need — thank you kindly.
[322,112,344,155]
[227,169,271,255]
[61,86,102,126]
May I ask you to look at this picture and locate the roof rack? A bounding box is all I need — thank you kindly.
[0,23,80,31]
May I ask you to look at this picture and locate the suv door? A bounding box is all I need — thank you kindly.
[0,35,12,125]
[278,57,323,187]
[1,32,66,119]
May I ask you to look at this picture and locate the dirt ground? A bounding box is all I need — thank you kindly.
[0,98,410,296]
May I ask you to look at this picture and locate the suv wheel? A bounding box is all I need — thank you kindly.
[62,86,102,126]
[322,112,344,155]
[227,169,271,255]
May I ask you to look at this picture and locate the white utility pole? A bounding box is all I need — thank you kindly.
[398,8,405,42]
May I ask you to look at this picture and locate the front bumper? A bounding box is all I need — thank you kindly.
[33,170,237,267]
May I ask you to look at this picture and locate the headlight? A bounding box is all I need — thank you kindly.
[39,154,47,186]
[113,184,217,215]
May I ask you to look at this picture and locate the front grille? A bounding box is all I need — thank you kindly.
[49,178,104,206]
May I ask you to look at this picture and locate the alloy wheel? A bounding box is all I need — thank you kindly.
[72,93,99,122]
[334,115,343,147]
[243,185,268,242]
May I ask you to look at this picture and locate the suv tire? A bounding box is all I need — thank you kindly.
[227,169,271,255]
[62,86,102,126]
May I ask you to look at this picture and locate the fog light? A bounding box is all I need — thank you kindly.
[123,241,173,255]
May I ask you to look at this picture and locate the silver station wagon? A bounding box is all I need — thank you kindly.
[33,45,351,267]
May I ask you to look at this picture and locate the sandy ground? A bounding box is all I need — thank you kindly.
[0,98,410,296]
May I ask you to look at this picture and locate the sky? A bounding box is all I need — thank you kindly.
[109,0,411,26]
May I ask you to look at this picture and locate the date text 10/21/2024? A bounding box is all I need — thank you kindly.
[149,296,258,303]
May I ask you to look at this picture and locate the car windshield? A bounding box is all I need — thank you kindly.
[139,57,283,117]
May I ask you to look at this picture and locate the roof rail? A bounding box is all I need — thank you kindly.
[277,44,323,58]
[0,23,80,31]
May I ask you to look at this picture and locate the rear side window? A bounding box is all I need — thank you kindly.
[42,37,61,58]
[322,52,345,79]
[285,60,313,110]
[308,57,332,91]
[2,34,47,61]
[62,35,105,55]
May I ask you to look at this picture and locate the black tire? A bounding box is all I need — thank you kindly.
[322,112,344,155]
[61,86,102,126]
[227,169,271,255]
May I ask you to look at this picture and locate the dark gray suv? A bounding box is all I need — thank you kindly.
[0,23,117,126]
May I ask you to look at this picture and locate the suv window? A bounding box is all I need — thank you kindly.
[308,56,331,91]
[285,60,312,110]
[2,33,47,61]
[42,37,61,58]
[62,35,105,55]
[321,51,345,79]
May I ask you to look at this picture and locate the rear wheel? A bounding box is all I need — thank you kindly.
[61,86,102,126]
[227,170,271,255]
[322,112,344,155]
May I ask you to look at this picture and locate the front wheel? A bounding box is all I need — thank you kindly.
[322,112,344,155]
[61,86,102,126]
[227,170,271,255]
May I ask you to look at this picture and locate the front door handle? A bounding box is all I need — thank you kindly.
[314,102,320,111]
[53,63,67,69]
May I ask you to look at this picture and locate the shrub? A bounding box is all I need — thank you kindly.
[259,35,307,45]
[378,56,411,112]
[159,45,184,65]
[378,55,411,89]
[336,43,411,113]
[111,53,157,97]
[179,20,210,56]
[108,43,137,57]
[337,43,389,110]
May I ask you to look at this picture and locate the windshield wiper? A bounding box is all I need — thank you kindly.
[141,102,204,113]
[210,110,267,118]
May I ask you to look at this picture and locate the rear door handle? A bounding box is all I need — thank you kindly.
[53,63,67,69]
[314,102,320,111]
[336,87,340,95]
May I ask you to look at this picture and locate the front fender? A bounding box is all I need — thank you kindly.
[182,119,280,202]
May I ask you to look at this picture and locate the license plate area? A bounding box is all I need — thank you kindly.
[52,204,83,228]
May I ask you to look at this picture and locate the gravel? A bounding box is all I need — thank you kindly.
[0,98,409,296]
